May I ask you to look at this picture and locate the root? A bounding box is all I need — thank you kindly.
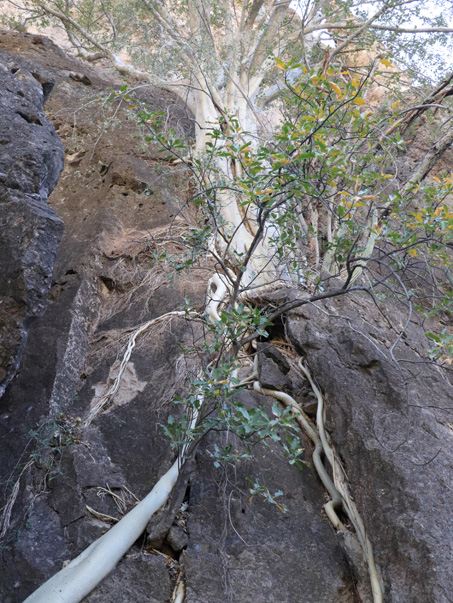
[298,360,383,603]
[254,360,383,603]
[84,311,198,427]
[206,273,232,323]
[86,506,119,524]
[24,408,199,603]
[253,383,346,531]
[172,569,185,603]
[0,460,33,543]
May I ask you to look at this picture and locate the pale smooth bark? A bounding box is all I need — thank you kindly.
[24,460,182,603]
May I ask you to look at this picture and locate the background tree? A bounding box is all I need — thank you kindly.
[5,0,453,287]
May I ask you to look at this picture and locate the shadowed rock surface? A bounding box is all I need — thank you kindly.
[0,42,64,396]
[287,291,453,603]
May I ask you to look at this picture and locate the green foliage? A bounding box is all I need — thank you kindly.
[248,480,288,513]
[162,358,306,473]
[112,52,453,503]
[28,414,81,479]
[426,330,453,364]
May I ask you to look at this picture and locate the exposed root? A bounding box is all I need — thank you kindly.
[206,272,232,323]
[84,311,198,427]
[86,505,119,524]
[96,484,139,516]
[253,383,346,531]
[99,265,168,323]
[298,360,383,603]
[172,568,185,603]
[0,460,33,543]
[24,407,199,603]
[253,359,383,603]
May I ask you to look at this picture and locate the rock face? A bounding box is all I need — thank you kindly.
[0,32,356,603]
[287,291,453,603]
[182,390,355,603]
[0,29,451,603]
[0,43,64,395]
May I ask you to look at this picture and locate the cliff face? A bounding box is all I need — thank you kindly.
[0,38,64,397]
[286,290,453,603]
[0,30,452,603]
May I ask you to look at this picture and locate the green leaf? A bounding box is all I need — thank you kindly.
[274,57,287,70]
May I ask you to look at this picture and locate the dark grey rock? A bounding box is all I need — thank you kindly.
[287,293,453,603]
[0,30,200,603]
[167,525,189,552]
[183,389,357,603]
[83,554,172,603]
[257,342,290,374]
[256,342,291,390]
[0,48,64,395]
[147,457,194,550]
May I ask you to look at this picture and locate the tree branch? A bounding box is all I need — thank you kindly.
[328,4,389,63]
[404,124,453,189]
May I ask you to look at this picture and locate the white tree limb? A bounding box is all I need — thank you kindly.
[24,459,184,603]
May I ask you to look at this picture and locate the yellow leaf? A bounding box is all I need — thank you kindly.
[353,97,366,106]
[392,101,400,111]
[213,389,220,395]
[380,58,393,68]
[351,75,360,89]
[274,57,286,70]
[329,81,342,96]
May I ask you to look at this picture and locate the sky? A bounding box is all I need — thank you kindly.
[291,0,453,78]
